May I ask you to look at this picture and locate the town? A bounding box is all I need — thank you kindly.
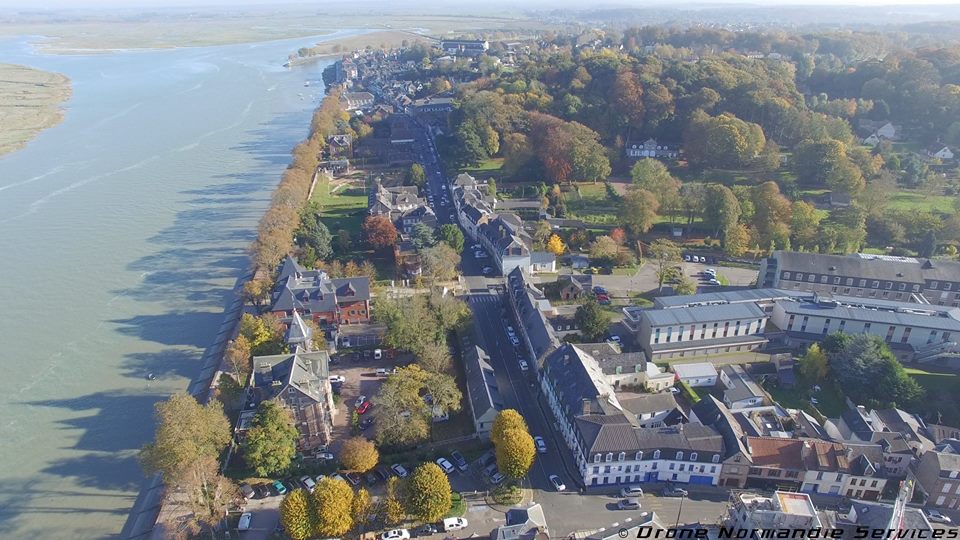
[143,26,960,540]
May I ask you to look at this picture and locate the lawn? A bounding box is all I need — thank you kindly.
[312,174,369,233]
[764,380,845,418]
[905,367,960,426]
[887,191,954,214]
[463,157,504,174]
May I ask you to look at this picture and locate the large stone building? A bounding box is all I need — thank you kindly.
[269,257,371,327]
[252,351,335,450]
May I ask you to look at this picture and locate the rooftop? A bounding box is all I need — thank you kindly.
[672,362,718,379]
[642,302,767,327]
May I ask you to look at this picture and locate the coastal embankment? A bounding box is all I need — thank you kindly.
[0,63,70,157]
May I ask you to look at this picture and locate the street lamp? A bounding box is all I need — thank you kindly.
[674,492,686,529]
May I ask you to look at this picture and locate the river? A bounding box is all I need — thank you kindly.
[0,33,342,539]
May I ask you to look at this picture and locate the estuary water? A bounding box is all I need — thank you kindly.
[0,33,339,538]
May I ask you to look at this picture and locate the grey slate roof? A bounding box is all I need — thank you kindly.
[773,251,927,284]
[463,344,502,423]
[285,310,312,348]
[643,302,766,326]
[543,343,619,424]
[842,407,875,440]
[691,395,752,462]
[926,424,960,444]
[253,351,329,403]
[721,365,765,405]
[510,268,560,361]
[653,288,803,308]
[777,298,960,332]
[618,392,682,417]
[650,333,768,352]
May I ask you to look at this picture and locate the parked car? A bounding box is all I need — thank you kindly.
[375,466,391,482]
[534,436,547,453]
[391,463,409,478]
[364,471,379,486]
[329,375,346,384]
[238,512,252,531]
[925,509,952,524]
[343,472,359,486]
[482,266,493,275]
[414,524,438,537]
[253,483,271,499]
[436,457,455,474]
[374,349,383,360]
[239,483,255,500]
[299,475,316,492]
[357,401,372,414]
[618,497,641,510]
[359,417,375,430]
[271,480,287,496]
[519,359,529,371]
[683,254,691,262]
[449,450,469,472]
[593,286,607,294]
[489,471,505,485]
[620,485,644,497]
[549,474,566,491]
[381,529,411,540]
[608,335,621,344]
[663,487,689,497]
[506,325,516,335]
[315,452,335,461]
[442,517,468,531]
[355,395,367,408]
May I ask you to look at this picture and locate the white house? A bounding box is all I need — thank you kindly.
[670,362,718,388]
[928,144,955,160]
[877,122,896,140]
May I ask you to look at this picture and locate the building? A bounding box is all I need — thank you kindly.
[618,392,688,428]
[627,302,769,361]
[720,365,768,410]
[368,179,436,233]
[651,288,803,311]
[540,344,725,488]
[284,310,314,352]
[269,257,371,327]
[252,351,335,450]
[558,274,592,300]
[691,396,753,487]
[410,96,455,114]
[927,144,954,160]
[506,268,561,367]
[576,342,675,392]
[769,294,960,361]
[908,445,960,509]
[625,138,680,160]
[340,91,375,111]
[671,362,719,388]
[728,491,822,532]
[393,237,422,278]
[462,342,502,437]
[492,504,548,540]
[440,38,489,57]
[830,498,932,537]
[758,251,960,306]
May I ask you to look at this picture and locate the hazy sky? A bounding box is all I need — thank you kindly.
[3,0,960,8]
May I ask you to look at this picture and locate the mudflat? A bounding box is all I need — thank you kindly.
[0,63,70,157]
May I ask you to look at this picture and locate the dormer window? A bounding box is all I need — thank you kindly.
[594,454,601,463]
[636,451,644,460]
[713,454,721,463]
[605,453,613,462]
[690,453,698,461]
[618,452,626,462]
[676,451,683,460]
[653,450,661,459]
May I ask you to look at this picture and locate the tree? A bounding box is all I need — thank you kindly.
[405,463,452,523]
[313,477,354,537]
[139,395,233,536]
[751,181,792,250]
[702,184,741,238]
[242,401,299,476]
[610,227,627,245]
[491,409,529,447]
[340,436,379,473]
[418,341,453,374]
[421,243,460,281]
[799,343,828,384]
[239,313,286,356]
[410,222,436,250]
[589,235,620,265]
[630,159,681,210]
[622,188,660,236]
[674,276,697,295]
[650,239,681,293]
[375,365,461,447]
[242,278,271,310]
[823,333,923,408]
[790,201,823,251]
[296,203,333,260]
[723,223,750,257]
[496,428,536,480]
[437,224,464,252]
[546,234,567,256]
[225,334,252,383]
[407,163,426,188]
[363,215,398,250]
[352,487,373,532]
[382,477,406,525]
[486,178,497,198]
[684,111,766,169]
[280,488,315,540]
[575,296,613,342]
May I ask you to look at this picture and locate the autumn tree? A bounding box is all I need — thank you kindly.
[418,341,453,374]
[491,409,529,446]
[225,334,252,383]
[242,278,271,310]
[622,188,660,236]
[340,436,379,473]
[313,477,354,537]
[381,477,406,525]
[723,223,751,257]
[405,463,452,523]
[614,69,645,127]
[421,243,460,281]
[546,234,567,256]
[351,487,373,533]
[407,163,427,188]
[374,365,461,447]
[589,235,620,265]
[238,313,286,356]
[751,181,792,250]
[649,239,681,293]
[242,401,298,476]
[363,215,398,250]
[684,111,766,169]
[280,488,315,540]
[496,428,536,479]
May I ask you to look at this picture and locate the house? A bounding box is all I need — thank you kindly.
[478,214,532,275]
[393,237,422,277]
[327,134,353,158]
[252,351,335,450]
[729,491,822,531]
[830,499,932,537]
[627,302,769,361]
[269,257,371,326]
[625,138,680,160]
[862,133,881,147]
[368,179,436,233]
[927,144,955,160]
[832,405,929,477]
[462,342,502,437]
[671,362,718,388]
[576,342,674,392]
[908,445,960,509]
[558,274,592,300]
[758,251,960,306]
[506,268,561,367]
[540,344,725,488]
[691,396,753,487]
[340,91,375,111]
[925,423,960,445]
[492,504,548,540]
[567,254,590,270]
[876,122,897,140]
[618,392,688,428]
[284,310,314,352]
[719,364,768,410]
[439,38,489,57]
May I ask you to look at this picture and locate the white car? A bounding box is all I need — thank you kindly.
[482,267,493,275]
[237,512,252,531]
[549,474,566,491]
[608,335,621,343]
[475,251,488,259]
[705,268,717,276]
[443,517,469,532]
[299,475,316,492]
[391,463,409,478]
[925,509,952,524]
[381,529,411,540]
[510,336,521,347]
[534,436,547,453]
[436,457,456,474]
[489,471,505,485]
[355,395,367,408]
[506,325,516,335]
[519,359,529,371]
[329,375,345,384]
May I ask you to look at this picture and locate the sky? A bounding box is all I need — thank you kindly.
[2,0,960,8]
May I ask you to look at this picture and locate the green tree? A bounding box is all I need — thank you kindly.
[575,296,613,341]
[313,477,354,537]
[496,428,536,480]
[675,276,697,295]
[280,488,315,540]
[799,343,829,384]
[296,202,333,260]
[684,111,766,169]
[589,235,620,265]
[407,163,427,188]
[790,201,823,251]
[421,243,460,281]
[437,224,465,252]
[622,188,660,236]
[723,223,750,257]
[486,178,498,198]
[242,401,299,476]
[340,436,379,473]
[405,463,452,523]
[650,239,681,293]
[630,158,681,210]
[702,184,741,238]
[822,333,923,408]
[238,313,286,356]
[491,409,529,447]
[751,181,792,250]
[374,365,461,447]
[410,222,436,250]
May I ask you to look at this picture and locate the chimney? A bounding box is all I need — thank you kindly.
[581,399,591,416]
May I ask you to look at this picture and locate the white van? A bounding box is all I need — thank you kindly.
[620,485,644,497]
[442,517,469,531]
[376,368,389,377]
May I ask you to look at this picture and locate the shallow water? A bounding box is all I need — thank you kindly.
[0,34,338,538]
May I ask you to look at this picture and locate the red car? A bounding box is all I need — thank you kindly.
[357,401,372,415]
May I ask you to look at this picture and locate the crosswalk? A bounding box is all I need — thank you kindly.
[468,294,498,303]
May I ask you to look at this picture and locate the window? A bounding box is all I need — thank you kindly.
[871,480,878,488]
[846,278,854,286]
[691,453,698,461]
[653,450,661,459]
[808,274,816,282]
[864,323,871,332]
[833,276,841,285]
[713,454,721,463]
[817,472,824,480]
[839,320,846,332]
[796,273,803,281]
[913,285,921,292]
[619,452,626,462]
[769,469,782,478]
[901,327,912,343]
[606,453,613,462]
[676,451,684,460]
[636,451,643,460]
[723,322,729,337]
[859,279,867,287]
[929,330,938,344]
[931,281,940,290]
[669,463,676,470]
[948,283,954,291]
[594,454,601,463]
[679,464,685,471]
[821,275,828,284]
[899,283,906,291]
[886,326,896,341]
[783,272,791,280]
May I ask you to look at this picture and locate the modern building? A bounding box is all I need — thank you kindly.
[719,364,768,410]
[670,362,719,388]
[758,251,960,306]
[269,257,371,327]
[440,39,489,57]
[251,351,335,450]
[627,302,769,361]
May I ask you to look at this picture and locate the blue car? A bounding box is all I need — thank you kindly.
[593,286,607,294]
[272,480,287,496]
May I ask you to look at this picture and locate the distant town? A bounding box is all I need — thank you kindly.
[142,24,960,540]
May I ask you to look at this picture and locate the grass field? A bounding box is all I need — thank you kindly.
[887,191,954,213]
[565,183,620,225]
[312,174,369,234]
[765,381,846,418]
[905,366,960,426]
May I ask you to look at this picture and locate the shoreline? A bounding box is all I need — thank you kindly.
[0,63,71,158]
